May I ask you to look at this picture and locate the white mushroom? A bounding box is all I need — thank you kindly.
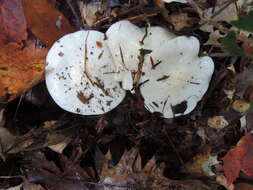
[162,0,188,3]
[46,20,214,118]
[45,30,126,115]
[106,21,144,91]
[140,36,214,118]
[106,21,176,91]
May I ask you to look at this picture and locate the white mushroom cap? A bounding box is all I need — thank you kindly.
[106,21,144,91]
[143,26,176,48]
[45,30,126,115]
[162,0,188,3]
[140,36,214,118]
[106,21,176,91]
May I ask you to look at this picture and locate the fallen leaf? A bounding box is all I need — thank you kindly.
[205,30,225,46]
[23,182,45,190]
[184,152,220,177]
[205,0,238,22]
[24,151,96,190]
[0,42,47,102]
[79,1,103,26]
[222,133,253,184]
[232,100,251,113]
[0,124,18,160]
[231,11,253,33]
[208,116,229,129]
[0,0,27,44]
[48,142,68,154]
[3,184,23,190]
[235,183,253,190]
[242,42,253,53]
[237,0,253,13]
[221,32,245,56]
[99,148,211,189]
[22,0,74,46]
[168,13,192,31]
[200,0,238,33]
[216,175,235,190]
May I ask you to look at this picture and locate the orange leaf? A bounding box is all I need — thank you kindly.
[22,0,74,46]
[222,134,253,184]
[0,42,48,102]
[0,0,27,44]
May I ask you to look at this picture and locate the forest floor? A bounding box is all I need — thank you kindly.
[0,0,253,190]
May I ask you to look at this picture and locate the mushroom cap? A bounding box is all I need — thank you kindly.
[45,30,126,115]
[143,26,176,49]
[106,21,176,91]
[162,0,188,3]
[106,21,144,91]
[140,36,214,118]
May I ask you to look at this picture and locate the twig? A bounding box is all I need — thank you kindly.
[65,0,84,28]
[125,12,159,22]
[210,0,236,19]
[208,52,230,57]
[0,175,24,179]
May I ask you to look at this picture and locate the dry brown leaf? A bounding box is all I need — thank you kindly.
[235,183,253,190]
[200,0,238,33]
[24,151,96,190]
[0,0,27,44]
[0,126,17,159]
[205,30,225,46]
[208,116,229,129]
[22,0,74,46]
[99,148,211,190]
[205,0,238,22]
[216,175,235,190]
[23,182,45,190]
[0,42,47,102]
[184,152,219,177]
[168,13,192,31]
[48,142,68,154]
[237,0,253,13]
[79,1,102,26]
[4,184,23,190]
[232,100,251,113]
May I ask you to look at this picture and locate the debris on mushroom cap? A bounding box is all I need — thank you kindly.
[45,30,126,115]
[46,20,214,118]
[162,0,188,3]
[106,21,144,91]
[140,36,214,118]
[106,21,176,91]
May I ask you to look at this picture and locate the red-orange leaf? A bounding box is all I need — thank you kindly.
[242,42,253,53]
[222,134,253,184]
[22,0,74,46]
[0,42,48,102]
[0,0,27,44]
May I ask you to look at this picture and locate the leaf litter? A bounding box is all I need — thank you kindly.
[1,0,253,190]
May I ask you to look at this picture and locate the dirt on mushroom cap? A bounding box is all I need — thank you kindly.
[45,30,126,115]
